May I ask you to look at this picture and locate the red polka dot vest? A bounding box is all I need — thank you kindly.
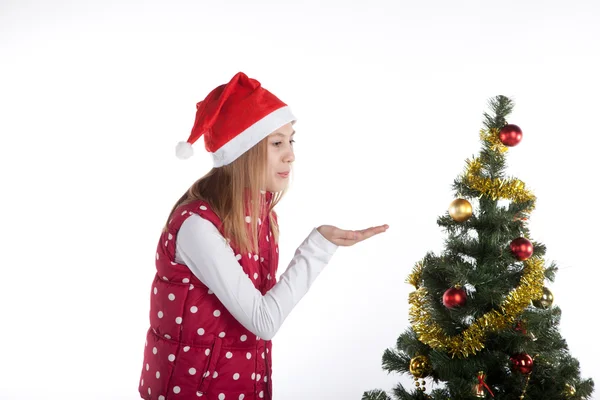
[139,193,279,400]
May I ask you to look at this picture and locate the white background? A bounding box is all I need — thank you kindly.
[2,0,599,399]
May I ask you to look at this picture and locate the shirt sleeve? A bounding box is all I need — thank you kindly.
[175,213,338,340]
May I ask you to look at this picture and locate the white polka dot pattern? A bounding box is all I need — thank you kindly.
[140,198,277,399]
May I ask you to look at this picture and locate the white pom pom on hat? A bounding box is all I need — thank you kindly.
[175,141,194,159]
[175,72,296,167]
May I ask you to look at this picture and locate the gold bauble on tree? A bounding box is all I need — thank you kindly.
[532,286,554,309]
[449,198,473,222]
[409,355,432,379]
[564,383,577,396]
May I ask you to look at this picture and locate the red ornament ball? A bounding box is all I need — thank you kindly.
[510,237,533,260]
[499,124,523,146]
[443,287,467,308]
[510,353,534,374]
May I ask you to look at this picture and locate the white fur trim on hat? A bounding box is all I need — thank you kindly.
[211,105,296,167]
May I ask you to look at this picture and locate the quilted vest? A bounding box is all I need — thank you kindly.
[138,192,279,400]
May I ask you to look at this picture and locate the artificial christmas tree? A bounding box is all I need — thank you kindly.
[363,96,594,400]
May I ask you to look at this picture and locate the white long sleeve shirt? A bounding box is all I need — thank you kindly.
[174,214,338,340]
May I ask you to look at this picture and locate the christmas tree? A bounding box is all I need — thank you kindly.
[363,96,594,400]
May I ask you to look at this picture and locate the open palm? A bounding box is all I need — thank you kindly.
[317,224,389,246]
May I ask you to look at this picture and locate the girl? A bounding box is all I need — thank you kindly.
[138,72,388,400]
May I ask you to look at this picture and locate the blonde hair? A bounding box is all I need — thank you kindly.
[163,136,288,254]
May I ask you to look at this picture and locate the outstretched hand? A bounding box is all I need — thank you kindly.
[317,224,389,246]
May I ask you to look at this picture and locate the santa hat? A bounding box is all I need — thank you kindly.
[176,72,296,167]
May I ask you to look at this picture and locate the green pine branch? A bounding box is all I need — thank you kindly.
[362,390,392,400]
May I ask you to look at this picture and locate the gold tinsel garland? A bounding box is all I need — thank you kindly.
[406,261,424,289]
[408,257,545,358]
[480,128,508,154]
[465,158,537,206]
[406,128,546,358]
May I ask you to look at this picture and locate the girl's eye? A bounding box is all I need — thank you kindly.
[273,140,295,147]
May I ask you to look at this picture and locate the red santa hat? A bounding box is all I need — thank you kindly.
[176,72,296,167]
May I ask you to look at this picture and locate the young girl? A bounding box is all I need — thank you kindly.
[138,72,388,400]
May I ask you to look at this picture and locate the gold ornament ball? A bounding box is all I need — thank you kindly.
[409,355,432,379]
[532,286,554,309]
[564,383,576,396]
[449,198,473,222]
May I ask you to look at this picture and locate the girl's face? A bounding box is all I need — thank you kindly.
[265,122,295,193]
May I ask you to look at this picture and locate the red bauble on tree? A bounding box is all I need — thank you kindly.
[510,237,533,260]
[443,286,467,308]
[499,124,523,146]
[510,353,534,374]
